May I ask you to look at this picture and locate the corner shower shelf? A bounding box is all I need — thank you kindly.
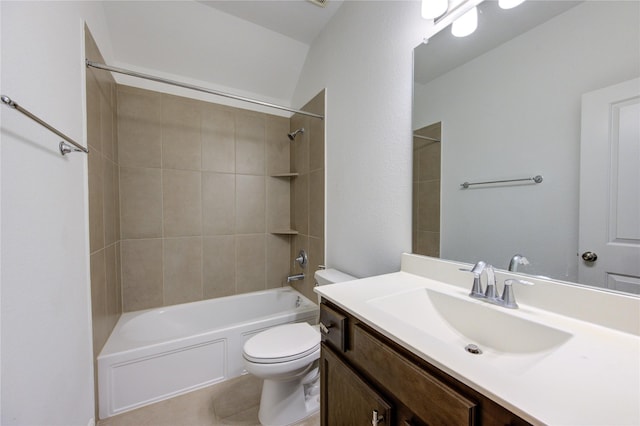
[270,229,299,235]
[270,173,299,178]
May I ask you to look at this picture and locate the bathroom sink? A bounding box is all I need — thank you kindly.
[368,288,572,363]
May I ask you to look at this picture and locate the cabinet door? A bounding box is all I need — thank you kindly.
[321,343,393,426]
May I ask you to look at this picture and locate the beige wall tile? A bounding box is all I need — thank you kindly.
[103,158,117,246]
[86,70,101,153]
[162,95,202,171]
[417,179,441,233]
[416,231,440,257]
[290,115,309,174]
[117,86,162,168]
[202,106,235,173]
[418,141,441,182]
[100,92,115,161]
[266,116,290,175]
[163,169,202,237]
[235,175,265,234]
[202,172,235,235]
[121,239,163,312]
[267,235,290,289]
[309,236,325,275]
[203,235,236,299]
[235,112,265,175]
[88,146,104,253]
[309,169,324,239]
[309,115,325,172]
[115,242,122,315]
[236,234,266,293]
[104,244,119,332]
[266,177,290,231]
[164,237,203,305]
[292,173,308,235]
[120,167,163,239]
[90,249,107,355]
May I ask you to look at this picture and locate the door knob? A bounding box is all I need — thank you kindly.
[581,251,598,262]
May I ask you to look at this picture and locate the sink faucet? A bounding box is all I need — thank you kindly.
[287,273,305,283]
[467,261,534,309]
[508,254,529,272]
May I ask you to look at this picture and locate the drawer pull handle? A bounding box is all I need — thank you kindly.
[372,410,384,425]
[319,321,332,335]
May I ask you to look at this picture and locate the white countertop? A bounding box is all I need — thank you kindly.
[315,256,640,425]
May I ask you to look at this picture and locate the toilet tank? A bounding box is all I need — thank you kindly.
[314,268,356,307]
[314,268,356,286]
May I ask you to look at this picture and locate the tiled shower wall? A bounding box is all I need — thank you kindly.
[86,27,121,417]
[412,122,441,257]
[117,86,296,311]
[289,91,325,302]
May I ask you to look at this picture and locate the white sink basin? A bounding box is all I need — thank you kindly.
[368,288,572,372]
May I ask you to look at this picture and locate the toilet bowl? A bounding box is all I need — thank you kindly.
[242,268,356,426]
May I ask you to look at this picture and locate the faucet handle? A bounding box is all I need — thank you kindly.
[501,279,534,309]
[467,261,486,299]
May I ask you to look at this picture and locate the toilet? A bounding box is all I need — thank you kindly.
[242,268,356,426]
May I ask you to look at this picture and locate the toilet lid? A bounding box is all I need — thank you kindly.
[243,323,320,364]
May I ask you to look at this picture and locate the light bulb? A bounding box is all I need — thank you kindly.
[421,0,448,20]
[498,0,526,9]
[451,6,478,37]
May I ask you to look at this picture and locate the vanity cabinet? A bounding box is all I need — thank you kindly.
[319,301,531,426]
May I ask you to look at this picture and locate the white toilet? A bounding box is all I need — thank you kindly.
[242,268,356,426]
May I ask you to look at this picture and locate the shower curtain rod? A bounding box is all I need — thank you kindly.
[413,134,441,142]
[86,60,324,120]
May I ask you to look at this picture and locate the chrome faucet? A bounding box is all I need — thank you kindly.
[287,273,305,283]
[467,261,534,309]
[508,254,529,272]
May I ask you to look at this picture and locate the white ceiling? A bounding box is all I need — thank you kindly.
[101,0,339,106]
[198,0,344,45]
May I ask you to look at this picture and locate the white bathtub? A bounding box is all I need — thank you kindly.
[97,287,318,419]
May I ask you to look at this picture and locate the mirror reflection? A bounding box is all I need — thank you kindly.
[413,0,640,293]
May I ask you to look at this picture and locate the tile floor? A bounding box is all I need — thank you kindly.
[97,374,320,426]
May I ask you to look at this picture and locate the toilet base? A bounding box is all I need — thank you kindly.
[257,370,320,425]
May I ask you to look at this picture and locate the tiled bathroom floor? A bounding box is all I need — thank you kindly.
[97,374,320,426]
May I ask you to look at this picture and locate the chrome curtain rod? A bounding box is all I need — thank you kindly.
[413,134,441,142]
[461,175,543,189]
[86,60,324,120]
[1,95,89,155]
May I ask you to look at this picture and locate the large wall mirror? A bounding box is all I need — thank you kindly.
[413,0,640,293]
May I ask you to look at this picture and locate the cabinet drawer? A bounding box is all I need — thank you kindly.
[353,325,477,426]
[319,303,348,352]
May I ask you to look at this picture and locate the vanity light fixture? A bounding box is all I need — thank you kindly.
[498,0,526,9]
[421,0,448,20]
[451,6,478,37]
[423,0,484,42]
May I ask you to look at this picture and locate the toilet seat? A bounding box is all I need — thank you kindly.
[243,323,320,364]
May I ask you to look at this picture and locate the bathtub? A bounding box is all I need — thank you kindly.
[97,286,318,419]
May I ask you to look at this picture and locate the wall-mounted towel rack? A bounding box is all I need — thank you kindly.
[460,175,543,189]
[1,95,88,156]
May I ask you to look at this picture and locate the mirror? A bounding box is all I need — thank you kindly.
[412,0,640,291]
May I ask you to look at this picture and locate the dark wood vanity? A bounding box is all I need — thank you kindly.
[319,300,531,426]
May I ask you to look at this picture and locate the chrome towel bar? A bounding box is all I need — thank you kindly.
[1,95,88,156]
[461,175,543,189]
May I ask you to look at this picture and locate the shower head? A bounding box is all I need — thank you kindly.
[287,128,305,141]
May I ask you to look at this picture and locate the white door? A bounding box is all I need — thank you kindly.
[578,78,640,294]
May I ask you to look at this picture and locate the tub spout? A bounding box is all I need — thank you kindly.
[287,273,305,283]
